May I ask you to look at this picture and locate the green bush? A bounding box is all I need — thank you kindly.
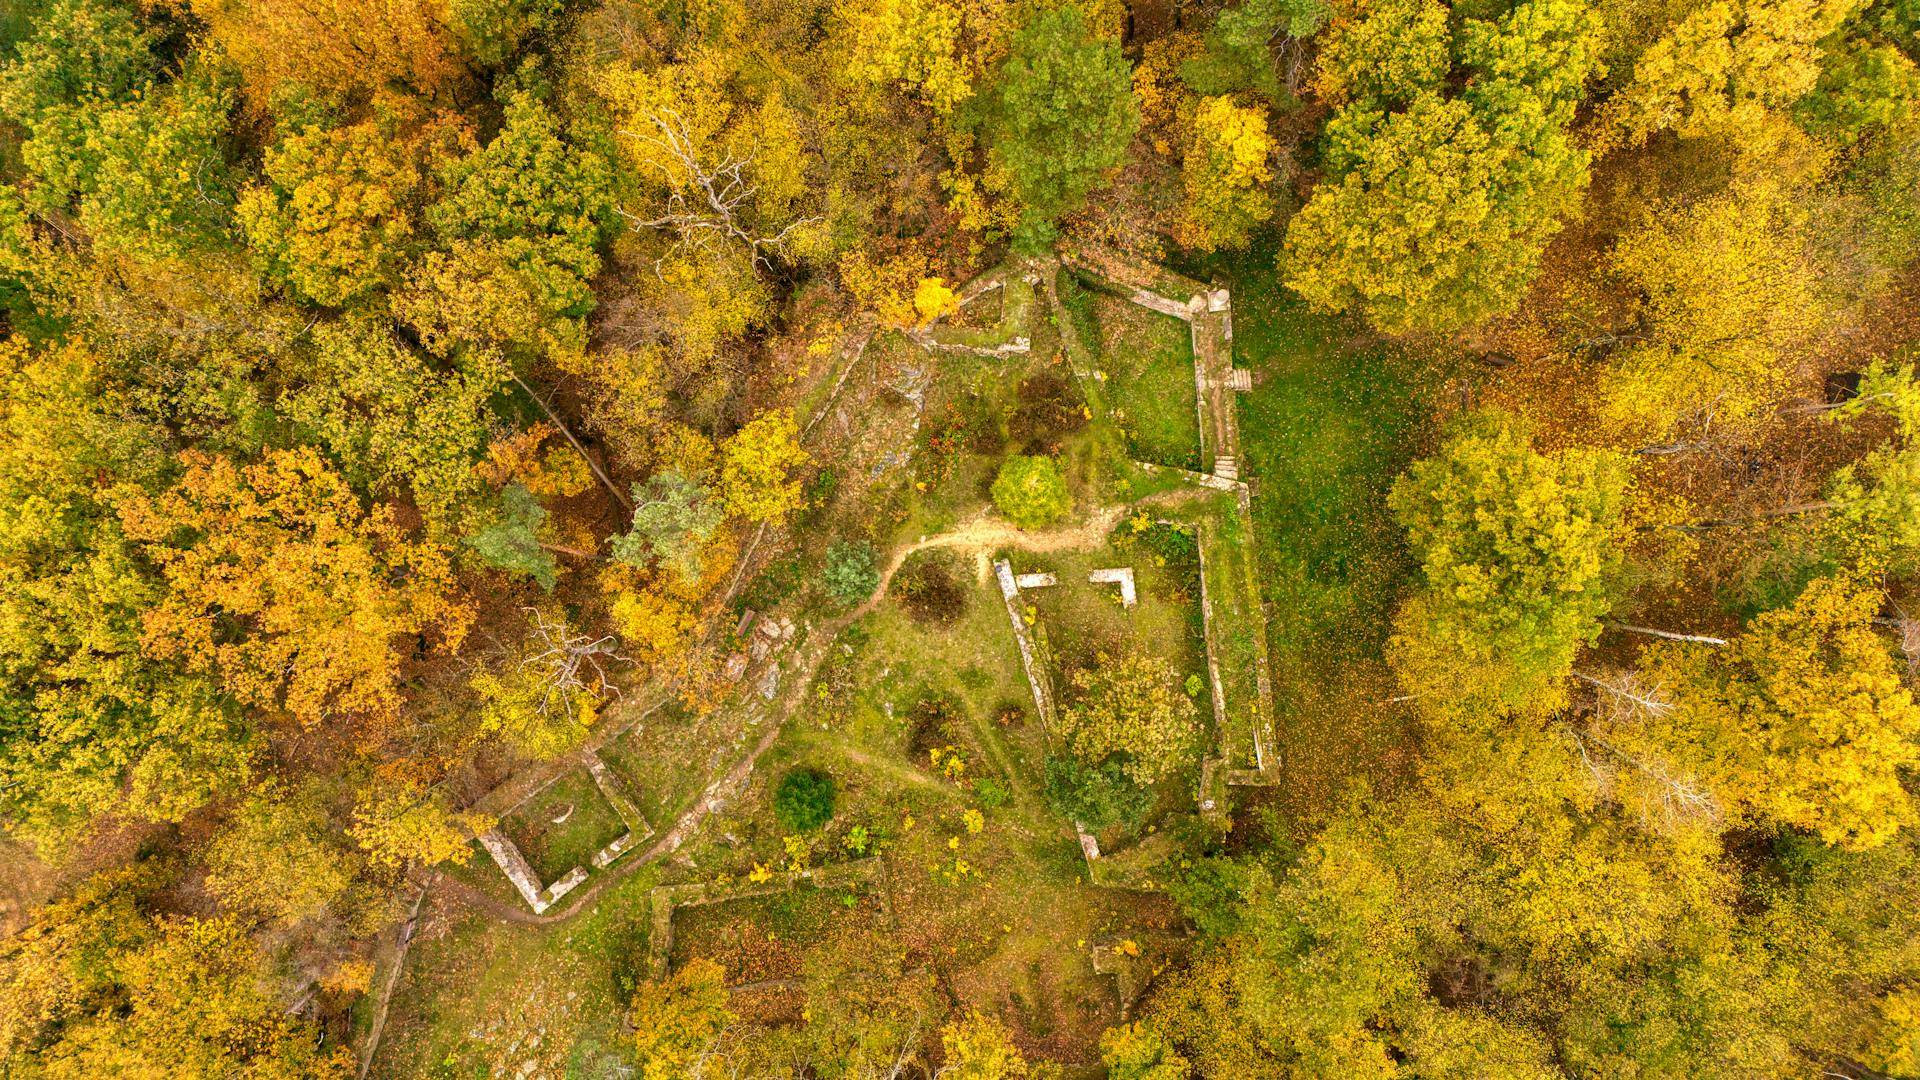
[1164,855,1251,940]
[991,455,1072,529]
[1043,753,1153,831]
[773,767,837,832]
[823,540,881,605]
[974,776,1012,810]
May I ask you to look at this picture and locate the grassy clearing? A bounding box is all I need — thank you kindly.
[1218,250,1443,821]
[386,252,1447,1072]
[602,700,751,840]
[1059,274,1203,472]
[949,281,1005,330]
[1023,550,1201,675]
[1193,497,1269,771]
[669,886,883,984]
[504,770,628,883]
[750,575,1183,1063]
[931,277,1036,350]
[370,863,663,1080]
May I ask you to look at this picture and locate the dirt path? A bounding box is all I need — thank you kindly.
[864,484,1215,602]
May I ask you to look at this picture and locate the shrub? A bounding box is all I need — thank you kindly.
[1164,855,1251,940]
[773,767,837,832]
[1061,650,1201,784]
[975,776,1012,810]
[991,455,1072,529]
[823,540,881,605]
[1043,753,1154,831]
[894,553,969,625]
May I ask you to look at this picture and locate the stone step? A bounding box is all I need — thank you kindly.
[1225,368,1253,391]
[1214,456,1238,480]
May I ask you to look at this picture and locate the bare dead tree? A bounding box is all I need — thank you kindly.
[1565,669,1723,833]
[1574,669,1680,715]
[616,107,820,276]
[519,608,630,724]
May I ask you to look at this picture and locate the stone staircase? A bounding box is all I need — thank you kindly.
[1225,368,1253,391]
[1213,455,1238,480]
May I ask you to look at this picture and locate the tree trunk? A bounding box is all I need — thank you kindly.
[539,541,599,560]
[511,372,632,512]
[1654,501,1834,534]
[1604,622,1729,645]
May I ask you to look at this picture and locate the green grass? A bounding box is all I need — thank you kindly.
[1059,274,1204,472]
[1194,497,1269,770]
[504,771,630,883]
[1220,250,1443,818]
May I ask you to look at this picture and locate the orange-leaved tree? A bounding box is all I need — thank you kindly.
[119,447,472,733]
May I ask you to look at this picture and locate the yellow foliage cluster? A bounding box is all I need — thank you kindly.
[840,0,982,116]
[1177,96,1278,252]
[1639,578,1920,849]
[320,958,376,995]
[839,247,937,326]
[940,128,1022,240]
[719,408,811,523]
[349,764,494,869]
[1133,31,1206,145]
[474,423,594,499]
[1600,169,1830,442]
[190,0,465,98]
[913,276,960,325]
[236,113,427,308]
[469,666,599,761]
[1600,0,1860,147]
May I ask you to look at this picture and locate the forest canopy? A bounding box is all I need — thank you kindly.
[0,0,1917,1076]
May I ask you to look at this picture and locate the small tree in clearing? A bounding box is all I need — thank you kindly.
[992,455,1071,528]
[824,540,881,606]
[774,767,837,832]
[1101,1022,1191,1080]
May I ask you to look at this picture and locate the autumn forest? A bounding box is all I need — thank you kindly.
[0,0,1918,1077]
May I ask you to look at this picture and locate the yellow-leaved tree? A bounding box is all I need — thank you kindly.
[1637,577,1920,849]
[189,0,465,98]
[631,958,735,1080]
[349,763,494,869]
[719,408,811,523]
[1177,95,1277,252]
[1600,169,1832,443]
[237,111,428,309]
[1599,0,1859,147]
